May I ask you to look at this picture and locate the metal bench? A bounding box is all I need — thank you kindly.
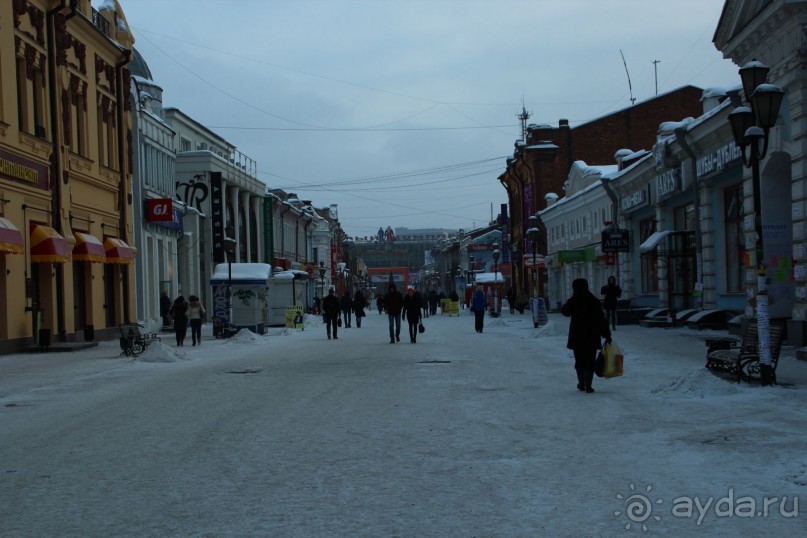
[705,320,785,384]
[119,324,161,357]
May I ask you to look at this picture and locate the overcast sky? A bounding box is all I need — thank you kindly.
[112,0,739,238]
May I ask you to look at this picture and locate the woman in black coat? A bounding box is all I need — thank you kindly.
[170,296,189,346]
[562,278,611,393]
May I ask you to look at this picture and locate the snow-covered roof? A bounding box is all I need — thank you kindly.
[211,263,272,281]
[474,272,506,284]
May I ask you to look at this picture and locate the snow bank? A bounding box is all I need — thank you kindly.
[230,329,262,343]
[132,342,188,363]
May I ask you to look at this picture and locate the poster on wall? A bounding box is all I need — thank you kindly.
[285,306,304,330]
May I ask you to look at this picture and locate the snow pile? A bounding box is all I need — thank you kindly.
[132,341,187,362]
[305,313,323,327]
[649,368,771,399]
[528,319,567,338]
[230,329,262,343]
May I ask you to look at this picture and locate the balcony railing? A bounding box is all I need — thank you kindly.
[92,8,110,38]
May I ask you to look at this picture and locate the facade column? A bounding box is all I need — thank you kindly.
[251,196,262,262]
[226,184,240,262]
[240,191,252,262]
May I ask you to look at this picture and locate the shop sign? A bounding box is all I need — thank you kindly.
[557,247,596,264]
[210,172,225,263]
[601,228,630,253]
[696,141,741,179]
[656,168,680,201]
[0,148,49,190]
[146,198,173,221]
[619,187,648,212]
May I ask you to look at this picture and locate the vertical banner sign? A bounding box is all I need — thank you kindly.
[210,172,225,264]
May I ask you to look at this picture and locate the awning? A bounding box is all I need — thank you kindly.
[30,225,70,263]
[0,217,24,255]
[72,231,106,263]
[104,237,135,264]
[639,230,675,253]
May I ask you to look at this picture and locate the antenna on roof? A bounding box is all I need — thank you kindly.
[652,59,660,95]
[517,96,531,140]
[620,50,636,106]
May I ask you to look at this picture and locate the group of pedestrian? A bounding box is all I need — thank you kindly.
[165,293,206,346]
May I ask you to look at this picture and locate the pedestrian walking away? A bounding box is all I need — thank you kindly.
[402,285,422,343]
[600,275,622,331]
[170,295,189,346]
[322,287,340,340]
[340,291,353,328]
[376,295,385,314]
[384,283,403,343]
[470,284,487,333]
[353,289,367,328]
[562,278,611,393]
[187,295,206,346]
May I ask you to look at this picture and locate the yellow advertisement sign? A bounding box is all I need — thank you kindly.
[285,306,304,330]
[441,299,460,316]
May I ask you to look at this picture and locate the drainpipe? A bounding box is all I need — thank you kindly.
[116,50,132,322]
[674,128,704,310]
[279,203,291,268]
[599,176,620,284]
[46,0,74,342]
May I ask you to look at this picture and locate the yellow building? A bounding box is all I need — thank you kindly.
[0,0,135,353]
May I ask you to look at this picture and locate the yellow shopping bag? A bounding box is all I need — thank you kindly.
[603,341,624,378]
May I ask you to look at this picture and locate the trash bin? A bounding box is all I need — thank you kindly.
[83,325,95,341]
[38,328,51,350]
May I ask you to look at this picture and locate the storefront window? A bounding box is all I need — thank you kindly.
[673,202,695,231]
[724,185,745,293]
[639,218,658,294]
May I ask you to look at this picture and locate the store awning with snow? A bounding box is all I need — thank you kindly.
[0,217,24,254]
[30,225,70,263]
[104,237,135,264]
[72,231,106,263]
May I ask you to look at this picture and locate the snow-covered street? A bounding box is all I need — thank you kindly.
[2,310,806,536]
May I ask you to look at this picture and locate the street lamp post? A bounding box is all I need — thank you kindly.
[224,226,236,325]
[527,216,540,299]
[492,242,500,316]
[318,261,326,299]
[727,59,784,386]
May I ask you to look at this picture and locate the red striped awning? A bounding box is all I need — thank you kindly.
[72,231,106,263]
[30,225,70,263]
[104,236,135,264]
[0,217,24,255]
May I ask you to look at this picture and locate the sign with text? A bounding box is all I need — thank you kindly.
[146,198,173,221]
[602,228,630,253]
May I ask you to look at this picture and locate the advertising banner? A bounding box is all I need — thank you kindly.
[285,306,304,330]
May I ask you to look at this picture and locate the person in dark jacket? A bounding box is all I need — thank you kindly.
[402,286,422,343]
[470,284,487,333]
[169,295,188,346]
[376,295,384,314]
[340,292,353,328]
[384,283,404,343]
[322,287,340,340]
[600,275,622,331]
[160,291,172,327]
[562,278,611,393]
[428,290,439,316]
[353,290,367,328]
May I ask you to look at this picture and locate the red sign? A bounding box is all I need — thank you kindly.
[146,198,173,221]
[605,252,616,266]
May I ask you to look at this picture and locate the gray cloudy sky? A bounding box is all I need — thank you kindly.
[115,0,738,238]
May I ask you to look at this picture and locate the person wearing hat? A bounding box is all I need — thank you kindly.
[187,295,206,346]
[322,287,340,340]
[402,285,423,343]
[384,283,404,343]
[562,278,611,393]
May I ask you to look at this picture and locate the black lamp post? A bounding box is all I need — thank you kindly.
[727,59,784,385]
[319,261,326,296]
[527,215,540,299]
[492,242,500,316]
[224,226,236,324]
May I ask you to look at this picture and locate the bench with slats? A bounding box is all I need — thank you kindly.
[705,320,785,383]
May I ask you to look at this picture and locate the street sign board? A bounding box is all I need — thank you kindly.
[602,228,630,253]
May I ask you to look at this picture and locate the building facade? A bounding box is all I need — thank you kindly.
[0,0,135,353]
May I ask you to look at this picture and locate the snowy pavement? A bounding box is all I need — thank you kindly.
[1,310,807,536]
